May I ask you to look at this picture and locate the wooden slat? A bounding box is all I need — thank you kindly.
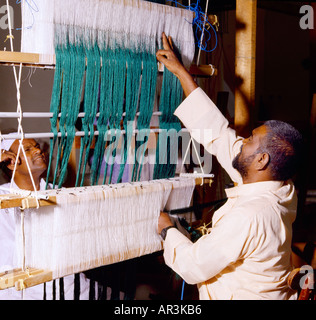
[189,64,218,77]
[0,194,57,210]
[0,51,55,68]
[0,51,217,77]
[0,268,52,290]
[15,270,53,291]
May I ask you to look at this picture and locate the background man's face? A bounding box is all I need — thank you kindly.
[10,139,47,176]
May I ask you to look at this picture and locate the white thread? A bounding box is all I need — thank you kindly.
[179,135,210,185]
[5,0,40,206]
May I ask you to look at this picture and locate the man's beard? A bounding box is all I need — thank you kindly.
[232,150,256,179]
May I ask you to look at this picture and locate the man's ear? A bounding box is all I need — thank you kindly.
[255,152,270,171]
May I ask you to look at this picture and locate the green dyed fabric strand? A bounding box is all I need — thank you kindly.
[45,44,63,190]
[50,41,85,188]
[153,68,183,179]
[131,51,157,182]
[107,49,126,184]
[59,42,86,188]
[90,48,113,186]
[76,43,101,187]
[51,43,71,188]
[116,49,142,183]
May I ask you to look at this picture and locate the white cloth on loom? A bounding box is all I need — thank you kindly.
[22,178,194,278]
[0,179,90,300]
[162,87,297,300]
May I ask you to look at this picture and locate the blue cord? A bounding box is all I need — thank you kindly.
[15,0,39,30]
[181,279,185,300]
[167,0,218,53]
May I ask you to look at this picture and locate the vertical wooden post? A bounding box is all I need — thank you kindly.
[235,0,257,137]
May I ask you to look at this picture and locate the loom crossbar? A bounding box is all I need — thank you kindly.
[0,51,217,76]
[0,177,210,210]
[0,194,56,210]
[0,268,52,291]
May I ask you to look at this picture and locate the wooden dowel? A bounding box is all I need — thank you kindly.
[0,176,212,210]
[0,51,217,77]
[0,51,55,67]
[0,194,57,210]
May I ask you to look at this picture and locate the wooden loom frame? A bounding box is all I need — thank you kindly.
[0,0,218,293]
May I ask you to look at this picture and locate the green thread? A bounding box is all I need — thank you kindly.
[76,42,100,187]
[153,67,183,179]
[48,26,186,187]
[131,51,157,182]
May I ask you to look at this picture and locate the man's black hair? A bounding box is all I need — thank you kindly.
[258,120,303,181]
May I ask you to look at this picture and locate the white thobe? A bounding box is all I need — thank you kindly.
[163,88,297,300]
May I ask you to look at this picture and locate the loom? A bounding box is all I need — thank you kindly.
[0,0,215,293]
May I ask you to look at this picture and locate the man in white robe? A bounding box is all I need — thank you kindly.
[156,33,303,300]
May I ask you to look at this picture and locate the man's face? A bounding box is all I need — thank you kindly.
[232,125,268,178]
[10,139,47,176]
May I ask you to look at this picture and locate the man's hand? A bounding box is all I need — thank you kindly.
[0,150,19,165]
[156,32,198,97]
[156,32,186,78]
[158,211,174,235]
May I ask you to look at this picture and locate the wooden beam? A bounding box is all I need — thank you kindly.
[189,64,218,77]
[0,51,55,68]
[235,0,257,137]
[0,194,56,210]
[0,268,52,290]
[0,51,217,77]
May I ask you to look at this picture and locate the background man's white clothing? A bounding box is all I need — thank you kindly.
[0,178,90,300]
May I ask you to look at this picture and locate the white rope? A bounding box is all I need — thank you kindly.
[196,0,209,66]
[5,0,40,207]
[5,2,39,299]
[179,135,209,185]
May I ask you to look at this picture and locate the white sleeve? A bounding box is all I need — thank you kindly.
[163,210,253,284]
[174,87,243,184]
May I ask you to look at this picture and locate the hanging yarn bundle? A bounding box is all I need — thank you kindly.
[20,0,195,187]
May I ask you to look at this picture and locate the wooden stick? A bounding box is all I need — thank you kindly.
[189,64,218,77]
[0,267,52,290]
[0,51,55,68]
[0,51,217,77]
[0,194,57,210]
[15,270,53,291]
[0,176,212,210]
